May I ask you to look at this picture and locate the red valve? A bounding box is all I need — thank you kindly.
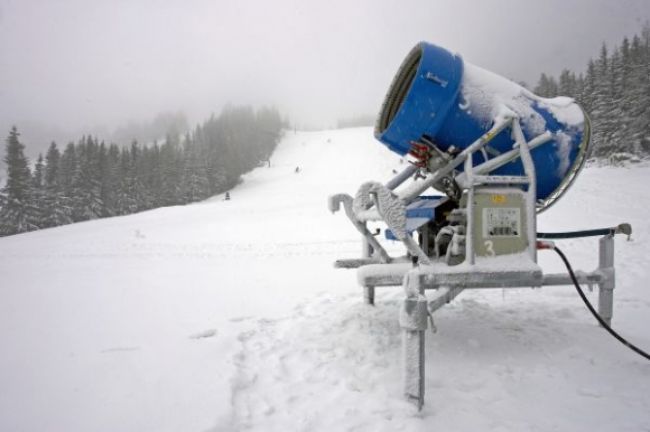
[536,240,556,250]
[408,141,431,168]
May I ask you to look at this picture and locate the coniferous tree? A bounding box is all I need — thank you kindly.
[42,142,72,228]
[180,135,211,203]
[71,136,104,221]
[0,127,37,235]
[581,60,597,113]
[102,143,121,215]
[58,142,77,199]
[534,73,558,97]
[533,24,650,159]
[31,154,46,227]
[630,28,650,153]
[558,69,576,96]
[115,147,139,215]
[159,133,183,205]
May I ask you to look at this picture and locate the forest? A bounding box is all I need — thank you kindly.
[533,25,650,158]
[0,106,283,236]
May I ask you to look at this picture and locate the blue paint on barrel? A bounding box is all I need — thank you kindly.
[375,42,590,205]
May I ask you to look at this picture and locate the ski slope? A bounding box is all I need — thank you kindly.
[1,127,649,432]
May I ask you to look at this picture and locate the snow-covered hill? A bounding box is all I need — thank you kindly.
[1,128,649,431]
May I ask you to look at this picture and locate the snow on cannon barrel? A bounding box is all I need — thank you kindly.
[375,41,590,211]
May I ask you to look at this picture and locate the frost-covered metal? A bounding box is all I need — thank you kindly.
[329,41,629,410]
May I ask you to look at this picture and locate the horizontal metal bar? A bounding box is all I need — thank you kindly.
[455,131,552,188]
[385,164,419,190]
[334,258,382,269]
[420,270,543,289]
[542,271,602,286]
[357,264,604,289]
[472,175,529,185]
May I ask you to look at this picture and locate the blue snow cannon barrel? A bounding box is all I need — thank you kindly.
[375,42,591,211]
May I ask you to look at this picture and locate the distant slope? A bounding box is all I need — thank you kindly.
[1,127,649,432]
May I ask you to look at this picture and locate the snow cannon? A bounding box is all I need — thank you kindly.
[329,40,632,411]
[375,42,590,211]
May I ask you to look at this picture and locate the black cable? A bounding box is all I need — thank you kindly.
[538,223,632,240]
[538,228,616,239]
[553,246,650,361]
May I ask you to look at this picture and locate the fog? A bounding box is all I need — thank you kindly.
[1,0,649,151]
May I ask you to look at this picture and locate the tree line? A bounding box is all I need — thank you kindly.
[534,24,650,158]
[0,105,283,237]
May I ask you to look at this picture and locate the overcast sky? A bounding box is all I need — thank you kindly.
[1,0,649,145]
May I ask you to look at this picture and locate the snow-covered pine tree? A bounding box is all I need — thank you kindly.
[532,24,650,159]
[101,143,121,216]
[180,134,211,203]
[129,141,149,211]
[70,136,104,221]
[159,133,183,206]
[580,60,597,113]
[96,141,114,217]
[139,141,162,208]
[133,141,154,210]
[255,106,283,163]
[558,69,577,97]
[534,73,559,97]
[629,28,650,153]
[42,142,72,228]
[58,142,77,200]
[115,147,138,215]
[591,43,617,157]
[31,153,46,227]
[115,142,147,215]
[0,127,38,235]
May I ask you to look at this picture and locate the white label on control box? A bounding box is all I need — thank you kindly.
[482,207,521,238]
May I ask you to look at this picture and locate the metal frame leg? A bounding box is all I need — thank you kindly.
[362,232,375,305]
[399,271,427,410]
[364,285,375,305]
[598,235,615,326]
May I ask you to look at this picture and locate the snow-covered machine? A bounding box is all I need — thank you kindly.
[329,42,632,409]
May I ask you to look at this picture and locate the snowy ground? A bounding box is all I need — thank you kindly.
[1,127,649,432]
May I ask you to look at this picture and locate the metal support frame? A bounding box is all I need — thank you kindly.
[464,154,476,265]
[396,233,619,409]
[330,116,625,411]
[397,119,514,206]
[511,120,538,263]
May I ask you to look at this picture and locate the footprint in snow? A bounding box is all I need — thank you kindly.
[189,328,218,340]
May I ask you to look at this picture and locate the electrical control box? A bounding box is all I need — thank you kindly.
[469,188,529,257]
